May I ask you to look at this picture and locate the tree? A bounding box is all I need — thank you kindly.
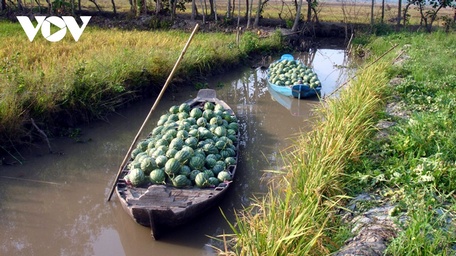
[402,0,415,26]
[191,0,197,20]
[227,0,231,19]
[156,0,162,14]
[414,0,452,32]
[208,0,215,17]
[246,0,253,28]
[291,0,303,31]
[254,0,262,27]
[111,0,117,14]
[370,0,374,26]
[307,0,311,21]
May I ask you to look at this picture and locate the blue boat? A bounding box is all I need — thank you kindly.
[267,54,322,99]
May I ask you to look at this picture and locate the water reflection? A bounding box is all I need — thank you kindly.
[0,48,349,256]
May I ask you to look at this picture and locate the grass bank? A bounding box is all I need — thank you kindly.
[221,31,456,255]
[348,31,456,255]
[0,21,282,156]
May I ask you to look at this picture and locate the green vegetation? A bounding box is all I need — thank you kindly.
[0,21,282,152]
[349,31,456,255]
[219,31,456,255]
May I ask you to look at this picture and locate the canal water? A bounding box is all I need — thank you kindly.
[0,48,350,256]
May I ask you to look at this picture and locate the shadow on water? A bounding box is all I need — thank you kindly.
[0,47,351,256]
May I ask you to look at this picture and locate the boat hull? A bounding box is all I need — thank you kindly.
[268,81,321,99]
[116,168,233,239]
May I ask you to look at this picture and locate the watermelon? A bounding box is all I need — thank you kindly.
[225,157,236,165]
[147,140,156,150]
[195,172,209,188]
[176,130,189,139]
[150,125,164,136]
[189,156,205,170]
[155,155,168,168]
[166,148,178,158]
[137,140,149,151]
[177,122,190,132]
[155,145,169,154]
[141,157,157,174]
[202,109,214,120]
[228,122,239,131]
[214,103,225,112]
[189,170,201,181]
[188,129,199,139]
[127,168,145,186]
[208,177,220,186]
[203,169,215,178]
[186,117,197,125]
[190,108,203,118]
[206,154,219,161]
[155,138,169,147]
[178,112,189,120]
[167,113,179,122]
[169,105,179,114]
[164,158,181,176]
[203,143,219,154]
[210,116,222,126]
[169,137,184,150]
[215,140,228,150]
[220,149,231,159]
[198,127,212,139]
[185,136,198,149]
[130,148,142,159]
[196,117,207,127]
[217,171,232,182]
[212,164,225,175]
[181,146,195,156]
[151,148,166,158]
[172,175,190,188]
[205,158,217,170]
[134,152,148,163]
[174,149,192,163]
[179,165,191,177]
[179,103,191,113]
[128,160,141,170]
[149,169,166,184]
[214,126,227,137]
[225,148,236,157]
[204,101,214,110]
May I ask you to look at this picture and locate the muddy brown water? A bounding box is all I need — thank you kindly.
[0,49,350,256]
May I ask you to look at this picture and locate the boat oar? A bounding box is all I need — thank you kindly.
[107,23,200,202]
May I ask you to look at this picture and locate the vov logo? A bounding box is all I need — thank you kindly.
[17,16,91,42]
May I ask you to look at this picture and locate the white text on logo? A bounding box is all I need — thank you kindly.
[17,16,91,42]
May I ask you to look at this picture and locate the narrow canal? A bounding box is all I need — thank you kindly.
[0,47,350,255]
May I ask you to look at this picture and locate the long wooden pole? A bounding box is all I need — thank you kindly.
[107,23,199,202]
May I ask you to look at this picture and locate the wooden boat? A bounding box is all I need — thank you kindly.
[267,54,322,99]
[115,89,239,240]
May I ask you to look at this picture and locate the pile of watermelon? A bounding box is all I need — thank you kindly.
[124,101,238,189]
[268,59,321,88]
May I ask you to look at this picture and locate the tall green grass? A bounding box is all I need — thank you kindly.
[346,31,456,255]
[221,59,390,254]
[0,21,282,149]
